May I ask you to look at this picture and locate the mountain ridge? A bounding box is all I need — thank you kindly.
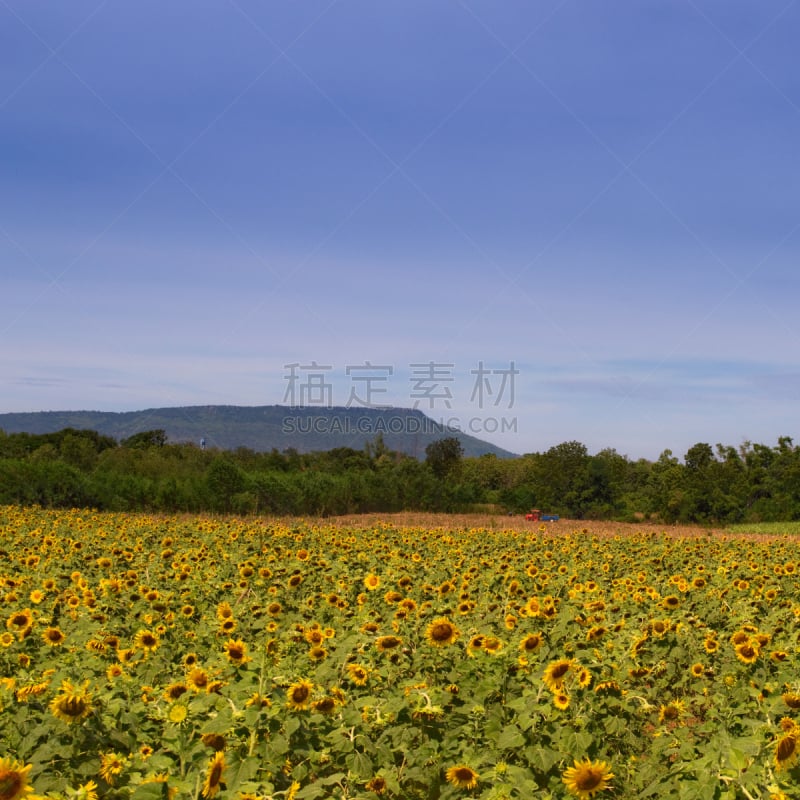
[0,405,518,459]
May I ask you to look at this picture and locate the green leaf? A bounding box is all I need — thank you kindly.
[284,714,301,737]
[348,751,373,779]
[131,783,170,800]
[525,746,559,774]
[319,772,347,785]
[727,747,747,772]
[267,733,289,757]
[496,724,525,751]
[295,785,325,800]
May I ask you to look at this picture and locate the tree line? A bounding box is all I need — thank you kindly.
[0,427,798,523]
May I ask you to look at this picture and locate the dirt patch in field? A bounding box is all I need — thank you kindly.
[295,512,729,538]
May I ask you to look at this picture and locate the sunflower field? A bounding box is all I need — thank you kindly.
[1,506,800,800]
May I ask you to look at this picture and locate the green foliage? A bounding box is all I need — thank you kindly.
[122,429,168,449]
[2,426,800,522]
[425,437,464,480]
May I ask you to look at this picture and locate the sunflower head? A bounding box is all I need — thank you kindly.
[0,756,33,800]
[223,639,249,665]
[311,696,337,715]
[553,692,571,710]
[364,574,381,591]
[347,664,369,686]
[519,633,543,653]
[658,700,685,724]
[286,679,314,710]
[42,627,66,647]
[201,751,226,799]
[543,658,575,692]
[735,642,760,664]
[375,635,402,653]
[445,765,479,790]
[775,732,799,771]
[50,680,93,725]
[783,692,800,710]
[562,758,614,799]
[133,629,160,653]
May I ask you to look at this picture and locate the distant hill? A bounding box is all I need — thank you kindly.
[0,405,517,459]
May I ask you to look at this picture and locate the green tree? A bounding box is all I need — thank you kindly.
[205,457,246,512]
[425,437,464,480]
[121,429,168,448]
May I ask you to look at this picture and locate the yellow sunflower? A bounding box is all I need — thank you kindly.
[286,679,314,710]
[308,646,327,662]
[735,642,760,664]
[347,664,369,686]
[445,765,479,790]
[425,618,458,647]
[187,668,210,692]
[42,627,66,647]
[219,618,237,635]
[553,692,571,710]
[133,629,160,653]
[771,651,789,663]
[783,692,800,709]
[730,630,749,646]
[0,757,33,800]
[775,732,799,771]
[658,700,685,724]
[594,680,621,695]
[74,779,98,800]
[364,574,381,591]
[201,751,226,799]
[519,633,543,653]
[375,635,402,653]
[483,636,503,655]
[50,680,93,724]
[311,696,337,715]
[586,626,606,642]
[98,752,127,786]
[304,627,325,646]
[5,609,33,639]
[168,704,188,723]
[164,683,188,702]
[650,619,669,637]
[223,639,250,666]
[562,758,614,799]
[543,659,575,692]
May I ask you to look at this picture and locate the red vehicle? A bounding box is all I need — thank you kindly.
[526,509,560,522]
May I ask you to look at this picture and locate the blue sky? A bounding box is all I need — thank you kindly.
[2,0,800,460]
